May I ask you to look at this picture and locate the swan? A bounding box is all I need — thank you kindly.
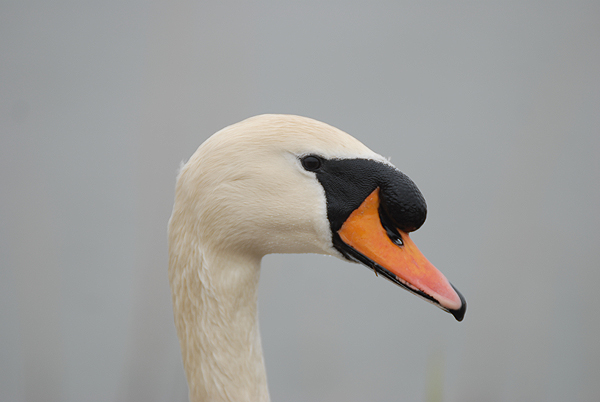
[168,114,466,402]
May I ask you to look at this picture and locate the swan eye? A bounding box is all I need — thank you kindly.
[301,155,322,171]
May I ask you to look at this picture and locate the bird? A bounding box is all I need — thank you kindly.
[168,114,466,402]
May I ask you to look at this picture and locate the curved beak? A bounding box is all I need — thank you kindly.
[336,188,466,321]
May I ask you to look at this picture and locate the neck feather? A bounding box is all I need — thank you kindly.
[169,239,270,402]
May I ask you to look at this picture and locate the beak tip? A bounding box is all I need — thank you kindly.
[449,284,467,322]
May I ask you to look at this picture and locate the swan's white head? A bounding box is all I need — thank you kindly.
[172,114,382,255]
[170,114,465,320]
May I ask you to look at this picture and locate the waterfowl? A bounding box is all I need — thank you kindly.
[168,114,465,402]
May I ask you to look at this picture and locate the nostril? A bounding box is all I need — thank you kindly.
[379,207,405,247]
[388,232,404,247]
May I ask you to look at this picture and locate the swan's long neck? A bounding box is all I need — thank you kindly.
[169,236,270,402]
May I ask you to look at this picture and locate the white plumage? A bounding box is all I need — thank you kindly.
[168,114,464,402]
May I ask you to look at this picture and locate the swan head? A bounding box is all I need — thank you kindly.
[171,114,465,321]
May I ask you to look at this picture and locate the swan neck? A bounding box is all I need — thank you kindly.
[169,244,269,402]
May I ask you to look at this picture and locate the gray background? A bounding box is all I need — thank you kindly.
[2,1,599,402]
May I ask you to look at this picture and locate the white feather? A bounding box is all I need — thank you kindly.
[168,114,388,402]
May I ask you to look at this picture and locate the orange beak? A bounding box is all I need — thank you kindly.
[337,188,465,320]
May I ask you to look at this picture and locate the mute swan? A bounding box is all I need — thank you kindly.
[168,114,466,402]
